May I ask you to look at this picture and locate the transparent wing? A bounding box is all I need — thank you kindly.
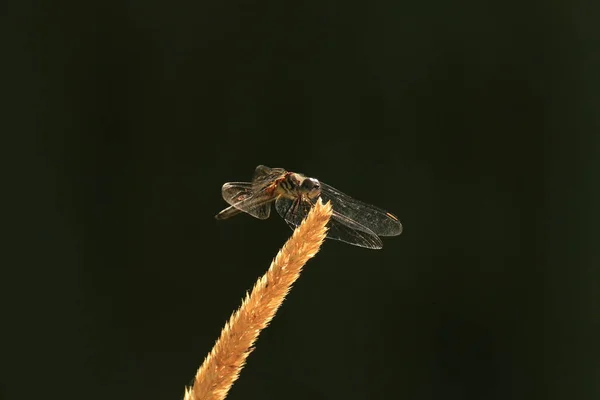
[318,182,402,237]
[222,182,253,206]
[275,196,383,249]
[221,182,272,219]
[252,165,287,190]
[274,196,312,227]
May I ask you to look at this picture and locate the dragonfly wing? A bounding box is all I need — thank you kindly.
[252,165,287,189]
[222,182,253,206]
[327,211,383,249]
[275,196,383,249]
[221,182,272,219]
[275,196,312,227]
[318,182,402,236]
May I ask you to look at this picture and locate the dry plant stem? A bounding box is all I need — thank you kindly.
[184,199,332,400]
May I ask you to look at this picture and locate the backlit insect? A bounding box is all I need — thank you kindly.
[215,165,402,249]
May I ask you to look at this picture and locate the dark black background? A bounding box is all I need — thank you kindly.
[3,0,600,399]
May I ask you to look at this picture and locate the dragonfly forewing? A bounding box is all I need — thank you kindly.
[218,182,273,220]
[222,182,253,206]
[252,165,286,190]
[319,183,402,236]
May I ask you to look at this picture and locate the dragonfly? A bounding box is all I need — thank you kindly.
[215,165,403,249]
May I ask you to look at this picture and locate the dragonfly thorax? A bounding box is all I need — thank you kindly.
[277,173,321,200]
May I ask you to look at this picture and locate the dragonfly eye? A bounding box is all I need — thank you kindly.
[301,178,321,192]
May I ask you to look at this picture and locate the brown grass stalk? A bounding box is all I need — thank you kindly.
[184,199,332,400]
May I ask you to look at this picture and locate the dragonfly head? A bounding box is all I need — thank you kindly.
[300,177,321,199]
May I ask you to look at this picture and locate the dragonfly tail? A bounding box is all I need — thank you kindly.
[215,205,244,220]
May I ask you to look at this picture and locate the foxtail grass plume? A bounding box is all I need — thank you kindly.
[184,198,332,400]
